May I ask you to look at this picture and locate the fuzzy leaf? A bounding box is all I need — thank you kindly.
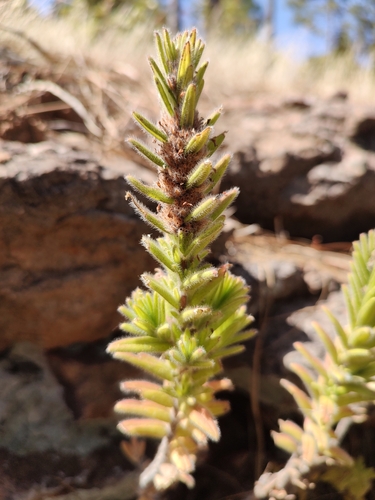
[184,217,226,259]
[132,112,168,143]
[142,273,180,310]
[207,132,226,156]
[205,154,231,193]
[141,236,179,273]
[210,188,239,220]
[313,321,338,363]
[184,195,218,222]
[211,344,245,359]
[188,407,220,441]
[193,41,205,67]
[293,341,328,379]
[111,352,174,381]
[149,57,177,107]
[154,76,175,116]
[177,42,192,89]
[119,322,146,337]
[180,83,196,129]
[272,431,298,454]
[185,127,212,154]
[115,399,172,422]
[108,336,171,353]
[278,419,304,442]
[280,379,312,411]
[121,380,175,407]
[118,418,170,439]
[186,160,212,189]
[195,61,208,87]
[211,306,251,341]
[181,306,213,324]
[183,267,218,291]
[126,193,170,233]
[127,175,174,204]
[205,107,222,126]
[163,28,177,63]
[128,138,166,169]
[155,31,169,73]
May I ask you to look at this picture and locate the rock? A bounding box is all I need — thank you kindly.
[47,339,144,420]
[0,342,115,455]
[346,106,375,151]
[0,139,155,350]
[219,98,375,242]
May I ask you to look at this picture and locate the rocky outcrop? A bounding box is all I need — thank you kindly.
[221,96,375,242]
[0,138,155,350]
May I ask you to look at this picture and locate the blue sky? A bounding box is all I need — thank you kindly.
[30,0,325,59]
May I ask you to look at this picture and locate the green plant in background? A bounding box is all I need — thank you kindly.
[255,230,375,500]
[107,28,255,492]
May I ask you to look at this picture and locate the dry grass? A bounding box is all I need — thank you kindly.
[1,2,375,102]
[0,0,374,152]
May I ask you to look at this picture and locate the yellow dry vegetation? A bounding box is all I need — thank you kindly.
[0,0,374,151]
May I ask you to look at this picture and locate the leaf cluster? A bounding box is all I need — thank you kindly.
[255,230,375,500]
[107,28,254,491]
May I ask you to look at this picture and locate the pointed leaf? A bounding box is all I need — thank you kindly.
[155,31,169,73]
[121,380,175,407]
[111,352,174,381]
[205,107,222,127]
[141,236,179,272]
[126,193,170,233]
[128,138,166,169]
[280,379,312,411]
[180,83,196,129]
[185,127,212,154]
[108,336,171,353]
[115,399,172,422]
[272,431,298,454]
[278,419,303,442]
[184,195,218,223]
[186,160,212,189]
[204,399,231,417]
[313,321,338,363]
[210,188,239,220]
[177,41,192,89]
[207,132,226,156]
[188,407,220,441]
[356,297,375,327]
[293,341,328,379]
[127,175,173,204]
[118,418,170,439]
[142,273,180,309]
[132,112,168,143]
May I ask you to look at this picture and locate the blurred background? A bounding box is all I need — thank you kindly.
[29,0,375,61]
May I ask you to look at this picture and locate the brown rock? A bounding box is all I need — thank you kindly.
[0,139,155,350]
[219,97,375,242]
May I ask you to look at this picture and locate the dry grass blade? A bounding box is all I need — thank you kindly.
[16,79,102,137]
[0,22,57,63]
